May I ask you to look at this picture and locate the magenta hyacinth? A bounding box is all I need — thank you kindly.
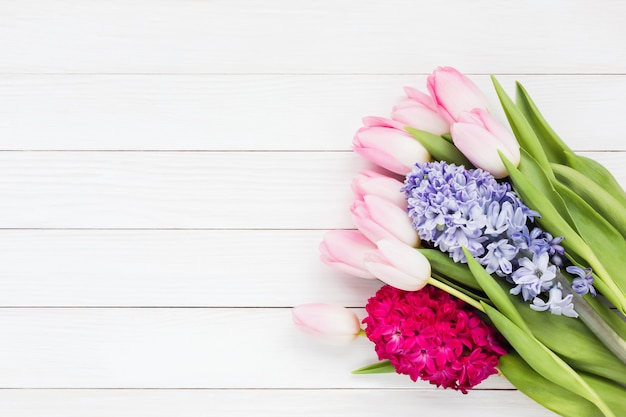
[363,285,506,393]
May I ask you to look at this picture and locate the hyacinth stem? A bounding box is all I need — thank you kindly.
[427,277,485,313]
[555,272,626,365]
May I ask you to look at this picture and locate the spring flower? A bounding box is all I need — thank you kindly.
[530,287,578,318]
[391,87,449,135]
[427,66,490,124]
[319,230,377,279]
[510,252,557,301]
[451,109,520,179]
[351,195,420,247]
[351,170,407,209]
[566,265,597,296]
[363,285,506,393]
[403,161,583,316]
[363,239,430,291]
[292,303,362,345]
[353,116,430,175]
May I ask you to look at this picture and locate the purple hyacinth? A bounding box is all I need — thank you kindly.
[402,161,594,317]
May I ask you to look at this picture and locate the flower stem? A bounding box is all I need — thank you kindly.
[555,272,626,365]
[428,277,485,313]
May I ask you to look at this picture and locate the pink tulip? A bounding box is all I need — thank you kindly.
[427,66,490,124]
[391,87,450,136]
[353,116,430,175]
[292,303,362,345]
[351,195,420,247]
[451,109,520,179]
[319,230,377,279]
[364,239,431,291]
[351,170,406,209]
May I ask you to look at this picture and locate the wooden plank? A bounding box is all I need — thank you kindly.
[0,230,382,307]
[1,0,624,74]
[0,75,625,151]
[0,151,623,229]
[0,389,557,417]
[0,308,516,390]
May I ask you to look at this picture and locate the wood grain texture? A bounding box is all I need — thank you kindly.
[1,0,625,415]
[0,75,625,151]
[0,151,623,229]
[1,0,624,74]
[0,390,558,417]
[0,308,516,390]
[0,230,382,307]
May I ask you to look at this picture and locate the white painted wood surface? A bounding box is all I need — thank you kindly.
[1,1,624,415]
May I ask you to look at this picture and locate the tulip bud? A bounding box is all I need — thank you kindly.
[364,239,431,291]
[292,303,362,345]
[353,116,430,175]
[351,195,420,248]
[427,66,490,124]
[391,87,450,136]
[451,109,520,178]
[319,230,377,279]
[351,170,407,209]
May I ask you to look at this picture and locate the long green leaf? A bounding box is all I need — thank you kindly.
[352,360,395,374]
[517,150,577,231]
[490,75,552,175]
[482,303,615,417]
[498,353,605,417]
[564,152,626,209]
[553,162,626,240]
[405,127,472,167]
[501,153,626,313]
[462,247,529,333]
[515,81,571,165]
[552,181,626,303]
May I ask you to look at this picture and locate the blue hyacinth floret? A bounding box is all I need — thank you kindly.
[402,161,596,317]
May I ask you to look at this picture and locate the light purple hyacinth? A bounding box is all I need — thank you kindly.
[402,161,594,317]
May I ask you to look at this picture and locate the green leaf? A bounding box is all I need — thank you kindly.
[499,276,626,385]
[418,248,480,290]
[552,163,626,240]
[517,150,577,231]
[501,153,626,314]
[351,360,395,374]
[515,81,571,165]
[563,152,626,209]
[482,303,616,417]
[405,127,472,167]
[552,181,626,307]
[462,247,530,333]
[490,75,552,175]
[498,353,605,417]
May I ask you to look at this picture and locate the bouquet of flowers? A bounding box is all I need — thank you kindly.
[292,67,626,417]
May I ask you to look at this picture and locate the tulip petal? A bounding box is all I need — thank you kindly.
[364,252,425,291]
[292,304,361,345]
[363,195,419,247]
[376,239,430,281]
[452,123,519,178]
[319,230,377,279]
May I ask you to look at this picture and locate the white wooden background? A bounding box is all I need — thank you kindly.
[0,1,624,416]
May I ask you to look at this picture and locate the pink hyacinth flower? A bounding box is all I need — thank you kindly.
[451,109,520,178]
[351,170,407,209]
[392,87,450,136]
[292,303,362,346]
[353,116,430,175]
[364,239,430,291]
[319,230,377,279]
[351,195,420,248]
[427,66,490,124]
